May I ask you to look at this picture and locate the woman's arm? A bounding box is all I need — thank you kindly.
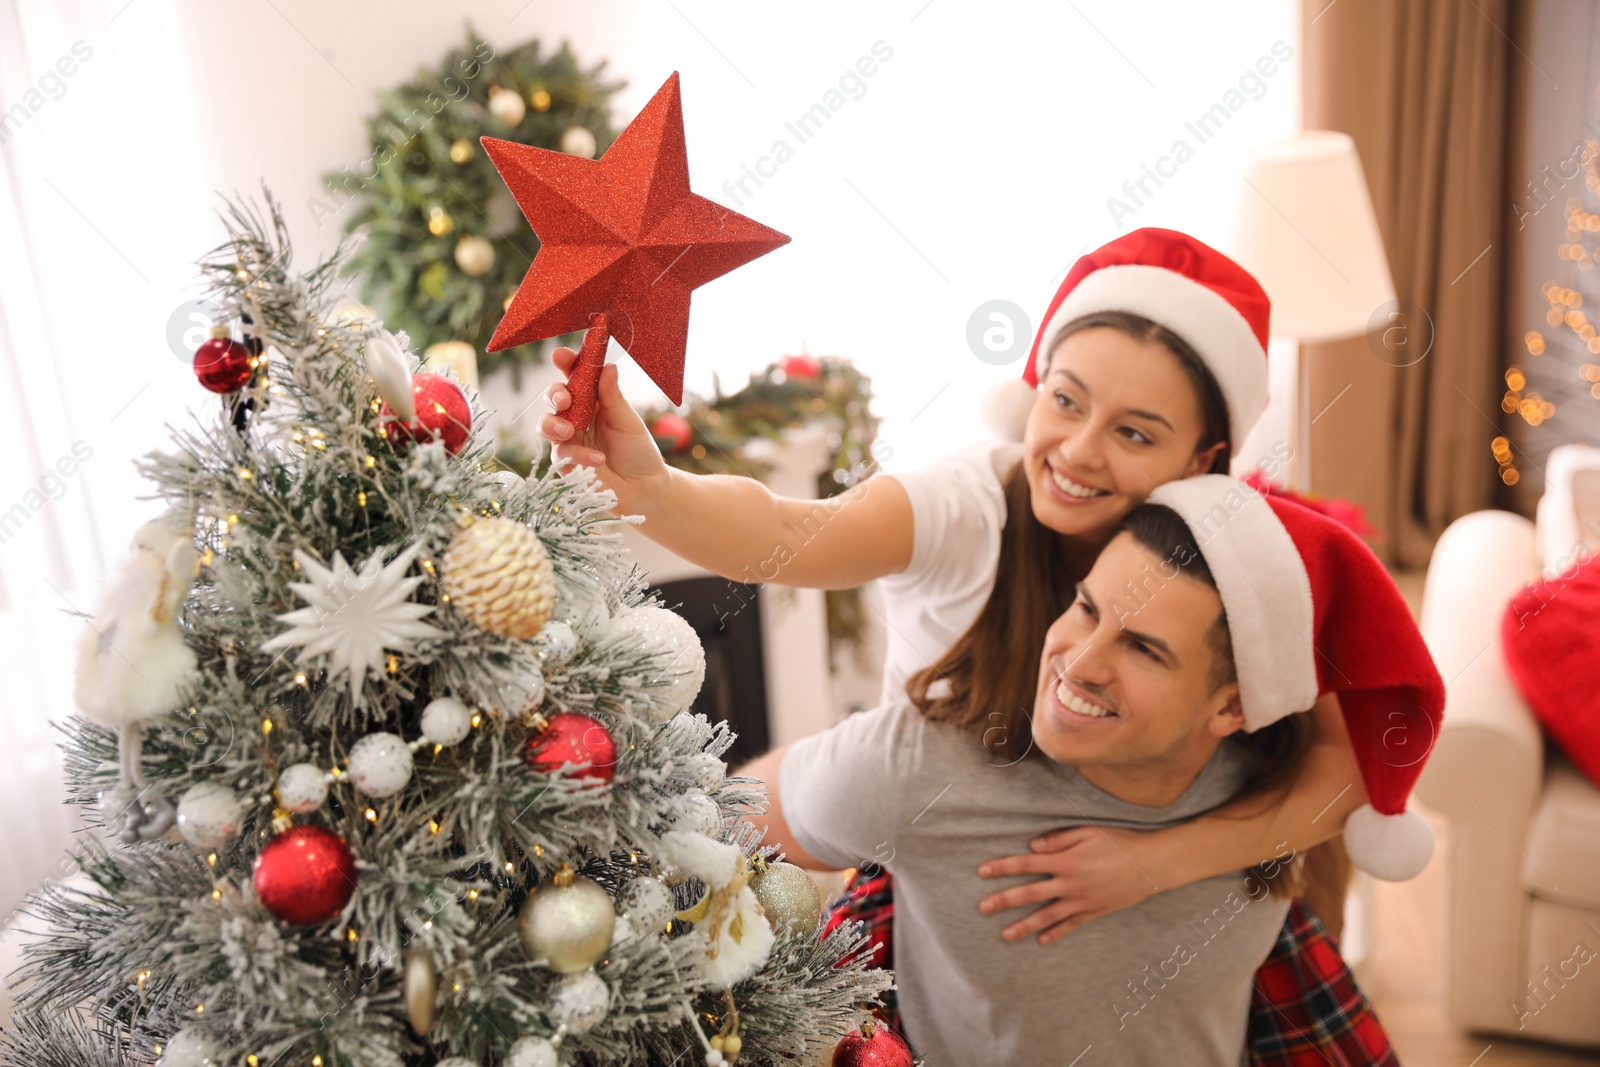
[537,350,915,588]
[978,692,1365,943]
[735,746,835,871]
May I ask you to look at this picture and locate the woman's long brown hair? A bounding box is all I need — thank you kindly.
[906,311,1231,764]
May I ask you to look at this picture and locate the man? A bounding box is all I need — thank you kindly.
[743,477,1443,1065]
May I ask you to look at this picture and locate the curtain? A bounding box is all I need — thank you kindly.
[0,0,213,920]
[1300,0,1511,567]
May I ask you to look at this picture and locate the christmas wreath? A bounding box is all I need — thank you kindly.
[325,30,623,381]
[498,354,883,662]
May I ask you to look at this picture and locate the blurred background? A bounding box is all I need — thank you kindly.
[3,1,1600,1063]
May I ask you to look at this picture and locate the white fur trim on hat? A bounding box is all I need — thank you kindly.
[1036,264,1268,449]
[1344,804,1435,881]
[980,378,1038,441]
[1146,475,1317,730]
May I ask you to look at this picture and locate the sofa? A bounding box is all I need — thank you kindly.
[1415,508,1600,1046]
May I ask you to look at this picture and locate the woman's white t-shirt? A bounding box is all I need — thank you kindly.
[875,438,1025,707]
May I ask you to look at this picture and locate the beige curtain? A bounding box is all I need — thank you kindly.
[1301,0,1510,567]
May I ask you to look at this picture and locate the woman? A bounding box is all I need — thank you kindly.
[538,229,1391,1062]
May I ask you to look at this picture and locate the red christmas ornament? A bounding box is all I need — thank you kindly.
[832,1020,912,1067]
[380,372,473,455]
[193,326,253,393]
[780,354,822,381]
[523,711,617,785]
[253,824,358,926]
[481,72,790,431]
[650,413,693,454]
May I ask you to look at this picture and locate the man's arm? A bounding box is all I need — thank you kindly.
[736,746,837,871]
[978,693,1364,943]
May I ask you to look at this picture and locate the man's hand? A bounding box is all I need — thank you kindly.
[976,825,1163,945]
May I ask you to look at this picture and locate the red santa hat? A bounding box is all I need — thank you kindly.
[982,228,1272,448]
[1146,474,1446,882]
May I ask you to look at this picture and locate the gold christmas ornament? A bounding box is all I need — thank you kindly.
[453,234,496,277]
[748,858,821,935]
[403,946,437,1035]
[441,517,556,640]
[449,138,475,164]
[530,88,552,112]
[517,867,615,973]
[427,204,454,237]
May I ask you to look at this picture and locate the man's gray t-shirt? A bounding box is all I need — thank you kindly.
[780,700,1289,1067]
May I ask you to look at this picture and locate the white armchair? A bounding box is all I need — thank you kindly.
[1415,509,1600,1046]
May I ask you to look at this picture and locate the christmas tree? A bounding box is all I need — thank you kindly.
[0,193,886,1067]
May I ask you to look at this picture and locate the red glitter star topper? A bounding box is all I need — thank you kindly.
[482,72,790,430]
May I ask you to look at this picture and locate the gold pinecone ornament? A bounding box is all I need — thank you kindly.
[440,517,555,640]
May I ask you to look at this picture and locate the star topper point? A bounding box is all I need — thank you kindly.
[483,71,790,427]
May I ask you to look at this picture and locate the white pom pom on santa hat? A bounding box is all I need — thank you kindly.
[1343,804,1436,882]
[1147,475,1447,882]
[983,228,1271,445]
[979,379,1038,441]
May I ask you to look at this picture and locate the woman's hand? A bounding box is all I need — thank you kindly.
[977,825,1162,945]
[537,347,671,516]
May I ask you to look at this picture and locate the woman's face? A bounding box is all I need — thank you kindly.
[1022,327,1225,538]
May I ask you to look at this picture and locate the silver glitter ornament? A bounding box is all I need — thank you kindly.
[518,869,615,973]
[156,1028,217,1066]
[549,968,608,1033]
[749,860,822,935]
[620,877,674,931]
[508,1037,559,1067]
[532,619,578,665]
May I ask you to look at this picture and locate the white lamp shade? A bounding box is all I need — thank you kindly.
[1231,131,1397,342]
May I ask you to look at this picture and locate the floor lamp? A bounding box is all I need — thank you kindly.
[1231,131,1396,493]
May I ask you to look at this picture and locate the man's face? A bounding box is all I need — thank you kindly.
[1030,532,1243,774]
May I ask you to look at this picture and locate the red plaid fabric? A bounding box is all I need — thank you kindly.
[1248,899,1399,1066]
[824,872,1398,1065]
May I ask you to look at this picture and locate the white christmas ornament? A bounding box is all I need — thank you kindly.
[363,328,415,422]
[421,697,474,746]
[549,968,609,1034]
[509,1036,559,1067]
[532,620,578,666]
[435,1059,479,1067]
[620,877,674,931]
[488,85,527,125]
[684,752,725,792]
[260,543,445,706]
[276,762,329,813]
[673,793,723,838]
[175,783,243,850]
[347,732,414,797]
[560,125,598,158]
[74,516,199,842]
[157,1028,217,1066]
[607,606,705,719]
[454,234,496,276]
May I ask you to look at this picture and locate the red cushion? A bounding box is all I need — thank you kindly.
[1502,554,1600,788]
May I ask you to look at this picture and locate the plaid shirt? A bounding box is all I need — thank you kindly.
[824,870,1399,1066]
